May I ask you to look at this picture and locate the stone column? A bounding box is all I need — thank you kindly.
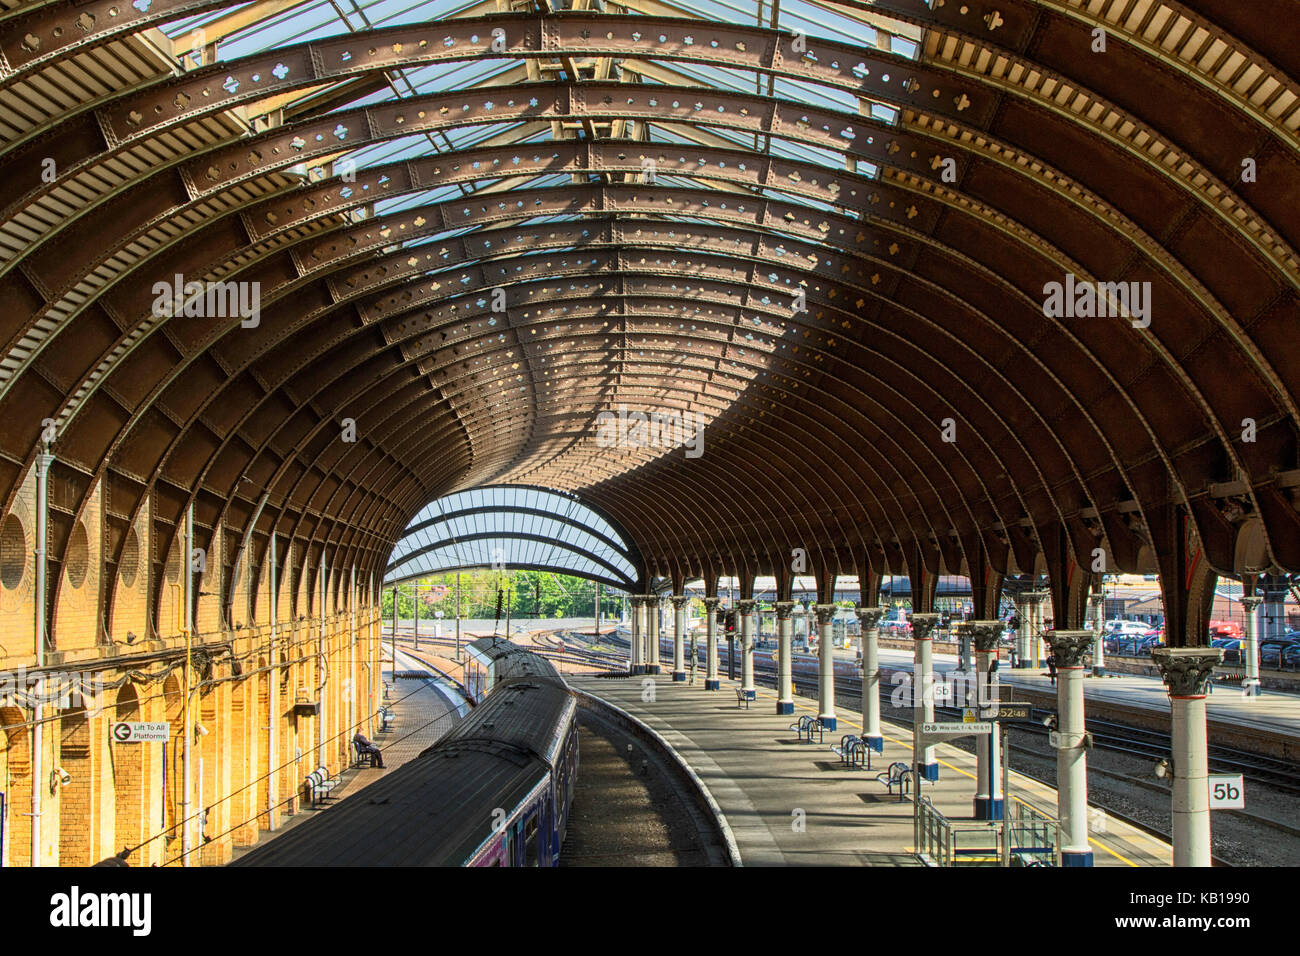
[737,599,757,701]
[703,597,721,690]
[628,596,644,675]
[855,606,885,751]
[646,594,661,674]
[1152,646,1223,867]
[952,620,972,673]
[971,620,1005,820]
[1240,595,1262,696]
[910,613,941,781]
[670,595,689,681]
[1018,590,1049,668]
[1047,630,1095,866]
[813,604,838,730]
[1088,593,1106,676]
[775,601,795,714]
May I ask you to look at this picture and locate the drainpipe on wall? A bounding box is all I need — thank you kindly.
[32,445,54,867]
[317,554,327,769]
[267,533,278,831]
[181,503,194,866]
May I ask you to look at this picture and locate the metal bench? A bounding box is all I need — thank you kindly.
[877,761,912,801]
[305,766,340,808]
[831,734,872,770]
[352,739,380,768]
[787,714,824,744]
[378,705,396,732]
[735,688,751,710]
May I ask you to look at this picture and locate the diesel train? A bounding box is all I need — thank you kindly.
[233,637,578,866]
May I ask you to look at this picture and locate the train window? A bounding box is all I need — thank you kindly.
[524,816,539,867]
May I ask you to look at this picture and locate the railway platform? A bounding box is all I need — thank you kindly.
[569,673,1172,867]
[228,649,463,862]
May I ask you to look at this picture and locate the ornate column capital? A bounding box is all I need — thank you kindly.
[1046,629,1093,668]
[774,601,795,620]
[855,605,885,629]
[1087,593,1105,609]
[1152,646,1222,698]
[909,613,940,640]
[970,620,1004,652]
[1239,595,1263,613]
[1021,590,1050,606]
[669,595,691,610]
[813,603,838,625]
[736,599,757,615]
[702,596,722,611]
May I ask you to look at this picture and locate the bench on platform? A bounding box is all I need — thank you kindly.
[788,714,824,744]
[352,739,381,769]
[877,761,912,801]
[378,705,396,732]
[305,766,340,808]
[735,688,751,710]
[831,734,872,770]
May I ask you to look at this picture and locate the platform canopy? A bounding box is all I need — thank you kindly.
[3,0,1299,638]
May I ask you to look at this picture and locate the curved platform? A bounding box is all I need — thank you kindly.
[570,673,1171,867]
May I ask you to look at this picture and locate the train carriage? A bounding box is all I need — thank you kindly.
[233,640,577,867]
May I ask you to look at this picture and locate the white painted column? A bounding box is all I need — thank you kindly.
[775,602,795,714]
[671,595,688,681]
[910,613,940,781]
[628,596,643,674]
[1153,647,1222,867]
[1016,590,1048,668]
[1088,593,1106,676]
[1241,595,1262,696]
[971,620,1005,820]
[703,597,721,690]
[1048,630,1094,865]
[855,606,884,751]
[738,599,757,700]
[646,595,661,674]
[814,603,838,730]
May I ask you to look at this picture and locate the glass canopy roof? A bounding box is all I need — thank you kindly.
[384,485,640,587]
[156,0,919,230]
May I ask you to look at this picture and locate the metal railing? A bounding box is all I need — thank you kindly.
[915,797,1059,867]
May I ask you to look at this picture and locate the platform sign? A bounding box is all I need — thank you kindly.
[963,704,1032,722]
[111,721,169,743]
[993,703,1033,721]
[1209,774,1245,810]
[922,721,992,737]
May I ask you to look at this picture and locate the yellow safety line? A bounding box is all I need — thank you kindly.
[745,684,1147,866]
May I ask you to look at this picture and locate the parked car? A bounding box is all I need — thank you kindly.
[1261,638,1298,669]
[1211,638,1242,664]
[1281,644,1300,670]
[1106,620,1152,637]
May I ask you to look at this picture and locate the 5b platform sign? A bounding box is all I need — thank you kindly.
[111,721,169,743]
[1208,774,1245,810]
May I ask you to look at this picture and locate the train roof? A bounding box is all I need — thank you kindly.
[434,678,575,769]
[231,748,547,866]
[467,637,564,685]
[232,667,575,867]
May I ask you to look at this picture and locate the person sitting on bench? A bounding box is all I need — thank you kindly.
[353,731,385,768]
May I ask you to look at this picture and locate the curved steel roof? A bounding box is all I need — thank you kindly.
[2,0,1298,641]
[383,483,640,586]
